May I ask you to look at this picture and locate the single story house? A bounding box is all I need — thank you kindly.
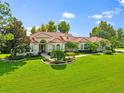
[30,32,104,54]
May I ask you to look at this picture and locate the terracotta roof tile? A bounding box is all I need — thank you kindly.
[30,32,105,43]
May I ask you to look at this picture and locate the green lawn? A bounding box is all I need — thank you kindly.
[0,54,124,93]
[0,54,10,59]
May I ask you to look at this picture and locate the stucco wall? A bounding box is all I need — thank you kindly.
[47,43,65,52]
[30,43,39,54]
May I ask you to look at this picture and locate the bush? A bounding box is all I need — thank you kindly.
[87,42,98,53]
[65,42,78,51]
[7,55,25,60]
[51,50,65,61]
[104,50,113,55]
[41,56,48,61]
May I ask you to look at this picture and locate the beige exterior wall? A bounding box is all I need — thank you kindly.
[30,42,65,54]
[47,43,65,52]
[78,43,88,50]
[30,43,39,55]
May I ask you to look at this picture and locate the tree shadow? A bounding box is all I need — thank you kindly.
[50,64,67,70]
[26,57,42,60]
[0,61,26,76]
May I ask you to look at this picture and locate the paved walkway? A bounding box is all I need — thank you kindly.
[75,54,90,58]
[41,53,90,60]
[115,49,124,53]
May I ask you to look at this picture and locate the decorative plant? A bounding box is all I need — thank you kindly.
[87,42,98,52]
[65,42,78,51]
[50,50,65,62]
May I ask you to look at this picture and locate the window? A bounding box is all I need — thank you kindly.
[56,44,61,50]
[81,44,84,50]
[31,46,33,52]
[52,45,55,50]
[84,44,88,50]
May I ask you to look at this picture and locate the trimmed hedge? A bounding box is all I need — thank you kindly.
[104,50,113,55]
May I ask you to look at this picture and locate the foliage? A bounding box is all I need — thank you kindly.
[0,0,14,52]
[98,39,110,51]
[1,17,30,53]
[90,21,124,49]
[87,42,98,52]
[0,0,11,27]
[37,24,47,32]
[104,50,113,55]
[46,20,57,32]
[116,28,124,47]
[90,21,116,39]
[7,55,26,60]
[31,26,36,34]
[50,50,65,61]
[58,21,70,33]
[65,42,78,51]
[110,36,120,51]
[11,44,30,56]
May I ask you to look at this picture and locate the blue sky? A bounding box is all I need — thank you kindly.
[5,0,124,36]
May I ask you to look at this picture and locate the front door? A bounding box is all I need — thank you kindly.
[39,44,46,53]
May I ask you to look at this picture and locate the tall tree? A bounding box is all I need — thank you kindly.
[37,24,47,32]
[116,28,124,47]
[31,26,36,34]
[46,20,57,32]
[4,17,30,53]
[0,0,14,52]
[40,24,47,32]
[90,21,116,40]
[58,21,70,33]
[0,0,11,27]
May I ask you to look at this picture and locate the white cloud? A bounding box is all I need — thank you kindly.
[62,12,76,19]
[89,8,122,19]
[88,15,103,19]
[118,0,124,6]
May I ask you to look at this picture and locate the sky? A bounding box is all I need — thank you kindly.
[4,0,124,36]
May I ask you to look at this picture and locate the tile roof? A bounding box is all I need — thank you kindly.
[30,32,104,43]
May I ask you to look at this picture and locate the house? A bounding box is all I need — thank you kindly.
[30,32,104,54]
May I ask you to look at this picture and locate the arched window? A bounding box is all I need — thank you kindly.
[40,40,46,44]
[56,44,61,50]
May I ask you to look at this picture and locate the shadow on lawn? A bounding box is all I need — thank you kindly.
[0,61,26,76]
[51,64,67,70]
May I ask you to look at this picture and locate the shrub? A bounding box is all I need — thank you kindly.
[51,50,65,61]
[7,55,25,60]
[103,46,113,55]
[87,42,98,53]
[65,42,78,51]
[104,50,113,55]
[41,56,48,61]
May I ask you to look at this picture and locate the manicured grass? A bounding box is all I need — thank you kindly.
[0,54,10,59]
[0,54,124,93]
